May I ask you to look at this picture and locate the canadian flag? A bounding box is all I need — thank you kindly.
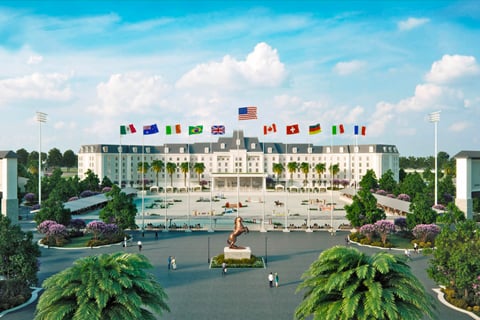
[263,123,277,135]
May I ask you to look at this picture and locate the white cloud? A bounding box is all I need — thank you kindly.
[398,17,430,31]
[27,54,43,65]
[369,101,396,136]
[425,54,480,83]
[0,73,72,103]
[333,60,366,75]
[90,73,172,116]
[449,121,471,132]
[396,83,464,112]
[176,42,287,89]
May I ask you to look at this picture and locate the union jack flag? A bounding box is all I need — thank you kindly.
[211,125,225,135]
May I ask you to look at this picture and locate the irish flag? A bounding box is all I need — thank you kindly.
[120,124,136,135]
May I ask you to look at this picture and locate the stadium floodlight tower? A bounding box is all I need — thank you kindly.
[428,111,441,206]
[36,111,47,205]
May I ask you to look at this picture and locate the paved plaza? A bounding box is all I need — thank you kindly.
[2,227,474,320]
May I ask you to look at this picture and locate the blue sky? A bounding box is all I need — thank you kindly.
[0,1,479,157]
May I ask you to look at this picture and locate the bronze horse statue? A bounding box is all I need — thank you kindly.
[227,217,249,249]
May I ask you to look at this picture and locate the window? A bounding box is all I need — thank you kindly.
[292,147,297,153]
[251,143,256,149]
[340,147,344,153]
[204,147,209,153]
[145,147,150,153]
[369,146,374,152]
[267,147,272,153]
[164,147,169,153]
[221,143,225,149]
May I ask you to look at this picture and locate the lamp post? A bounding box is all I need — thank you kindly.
[36,112,47,205]
[428,111,440,206]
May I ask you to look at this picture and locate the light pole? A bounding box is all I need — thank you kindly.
[36,112,47,205]
[428,111,440,206]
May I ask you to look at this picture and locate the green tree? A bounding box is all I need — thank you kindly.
[16,148,29,168]
[0,215,41,287]
[99,185,137,230]
[193,162,205,185]
[180,162,190,187]
[345,188,386,227]
[272,163,284,185]
[359,169,378,190]
[100,176,113,189]
[300,162,310,186]
[398,172,426,201]
[428,219,480,300]
[166,162,176,187]
[151,159,164,186]
[34,189,72,226]
[47,148,63,169]
[314,162,326,185]
[80,169,100,192]
[437,202,466,226]
[438,174,455,204]
[62,149,77,172]
[406,193,437,230]
[378,169,397,193]
[295,246,434,320]
[35,252,169,320]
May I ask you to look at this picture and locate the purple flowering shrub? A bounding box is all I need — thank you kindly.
[412,224,440,243]
[101,186,112,193]
[397,194,411,202]
[359,224,376,241]
[374,220,395,245]
[432,204,446,211]
[376,189,387,196]
[86,221,121,241]
[473,275,480,305]
[31,204,41,210]
[24,193,36,204]
[387,193,395,198]
[38,220,58,234]
[394,217,407,231]
[80,190,100,198]
[69,219,86,231]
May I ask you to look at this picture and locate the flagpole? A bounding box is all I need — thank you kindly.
[209,137,214,232]
[283,140,290,233]
[236,126,240,218]
[261,133,267,232]
[186,140,192,232]
[163,142,168,233]
[306,139,312,233]
[330,126,334,236]
[119,133,122,189]
[142,132,145,237]
[355,130,358,190]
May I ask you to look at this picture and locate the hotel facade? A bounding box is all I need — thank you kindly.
[78,131,399,191]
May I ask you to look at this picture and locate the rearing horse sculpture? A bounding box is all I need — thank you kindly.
[227,217,249,249]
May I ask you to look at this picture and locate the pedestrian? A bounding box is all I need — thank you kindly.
[168,256,172,270]
[268,272,273,288]
[413,242,418,254]
[345,236,350,245]
[222,262,227,276]
[404,248,411,259]
[123,236,127,248]
[274,272,279,288]
[171,256,177,270]
[155,231,159,240]
[137,240,142,251]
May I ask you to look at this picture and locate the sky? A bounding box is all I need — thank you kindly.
[0,1,479,158]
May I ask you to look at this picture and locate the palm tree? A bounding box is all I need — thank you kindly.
[295,246,434,320]
[193,162,205,185]
[150,159,164,187]
[314,162,326,186]
[137,162,150,189]
[287,162,298,185]
[329,163,340,188]
[166,162,177,187]
[35,252,169,320]
[300,162,310,186]
[272,163,284,185]
[180,162,190,187]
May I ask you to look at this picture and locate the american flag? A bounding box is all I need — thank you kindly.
[211,125,225,135]
[238,106,257,120]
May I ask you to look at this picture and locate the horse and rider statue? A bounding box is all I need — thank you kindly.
[227,216,249,249]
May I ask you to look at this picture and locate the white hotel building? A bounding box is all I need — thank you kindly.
[78,131,399,191]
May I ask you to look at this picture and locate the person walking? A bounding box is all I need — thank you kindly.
[123,236,128,248]
[171,256,177,270]
[137,240,142,251]
[168,256,172,270]
[274,272,279,288]
[155,231,158,240]
[268,272,274,288]
[222,262,227,276]
[413,242,418,254]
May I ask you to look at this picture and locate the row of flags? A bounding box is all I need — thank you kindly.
[120,106,366,136]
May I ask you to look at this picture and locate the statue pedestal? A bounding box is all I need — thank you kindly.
[224,246,251,260]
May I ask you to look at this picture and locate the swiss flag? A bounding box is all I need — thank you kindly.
[263,123,277,135]
[286,124,300,135]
